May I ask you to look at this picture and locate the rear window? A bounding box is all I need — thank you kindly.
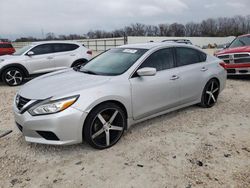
[0,43,13,48]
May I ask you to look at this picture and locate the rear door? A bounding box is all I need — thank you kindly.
[25,44,56,74]
[52,43,79,69]
[129,48,181,120]
[174,47,208,104]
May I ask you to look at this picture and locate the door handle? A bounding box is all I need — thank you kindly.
[170,75,179,80]
[201,67,208,72]
[70,54,76,56]
[47,56,53,59]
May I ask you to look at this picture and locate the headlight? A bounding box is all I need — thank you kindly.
[28,95,79,116]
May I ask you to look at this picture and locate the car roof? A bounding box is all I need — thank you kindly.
[31,41,81,45]
[118,42,195,50]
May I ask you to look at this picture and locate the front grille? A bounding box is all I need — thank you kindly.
[217,55,229,59]
[234,58,250,64]
[234,54,250,58]
[217,53,250,65]
[17,96,31,110]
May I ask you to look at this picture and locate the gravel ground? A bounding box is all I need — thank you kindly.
[0,77,250,188]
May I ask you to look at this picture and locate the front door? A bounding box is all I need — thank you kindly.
[129,48,180,120]
[26,44,56,74]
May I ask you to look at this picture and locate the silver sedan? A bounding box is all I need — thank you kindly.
[13,42,227,149]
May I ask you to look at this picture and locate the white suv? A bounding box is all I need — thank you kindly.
[0,41,92,86]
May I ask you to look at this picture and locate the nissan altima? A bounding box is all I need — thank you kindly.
[13,42,227,149]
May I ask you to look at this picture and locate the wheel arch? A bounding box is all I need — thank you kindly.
[208,77,220,88]
[0,63,29,77]
[82,99,129,138]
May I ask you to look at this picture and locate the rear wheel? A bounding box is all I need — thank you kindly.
[2,67,24,86]
[83,103,126,149]
[200,79,220,108]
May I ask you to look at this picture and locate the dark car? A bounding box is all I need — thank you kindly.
[0,42,15,56]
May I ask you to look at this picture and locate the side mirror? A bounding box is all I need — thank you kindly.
[223,43,229,49]
[137,67,156,77]
[27,51,34,56]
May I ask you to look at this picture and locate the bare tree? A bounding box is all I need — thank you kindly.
[185,22,201,36]
[13,15,250,42]
[158,24,169,36]
[168,23,185,36]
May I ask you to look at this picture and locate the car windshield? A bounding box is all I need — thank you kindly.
[229,36,250,48]
[80,48,148,76]
[13,45,33,55]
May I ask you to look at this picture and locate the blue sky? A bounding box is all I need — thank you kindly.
[0,0,249,39]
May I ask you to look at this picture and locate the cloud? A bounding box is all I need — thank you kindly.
[226,2,244,8]
[0,0,249,39]
[204,3,217,9]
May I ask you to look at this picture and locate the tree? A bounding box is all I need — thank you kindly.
[185,22,201,36]
[45,32,56,40]
[168,23,185,36]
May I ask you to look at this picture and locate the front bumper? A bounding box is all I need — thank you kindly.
[13,105,87,145]
[224,63,250,75]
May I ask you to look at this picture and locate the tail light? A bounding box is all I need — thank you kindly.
[219,62,227,69]
[87,50,92,55]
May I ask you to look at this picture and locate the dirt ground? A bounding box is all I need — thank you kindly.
[0,77,250,188]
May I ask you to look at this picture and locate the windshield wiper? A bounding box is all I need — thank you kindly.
[80,69,98,75]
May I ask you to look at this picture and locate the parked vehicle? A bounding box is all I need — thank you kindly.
[0,41,92,86]
[214,34,250,75]
[13,42,226,149]
[162,39,193,45]
[0,42,15,56]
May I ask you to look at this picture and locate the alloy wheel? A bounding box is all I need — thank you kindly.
[90,108,124,148]
[204,80,219,107]
[5,69,23,86]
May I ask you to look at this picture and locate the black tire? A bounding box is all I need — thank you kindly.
[200,78,220,108]
[1,67,24,86]
[83,102,126,149]
[71,60,87,68]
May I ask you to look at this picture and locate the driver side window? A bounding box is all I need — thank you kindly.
[139,48,174,71]
[30,44,53,55]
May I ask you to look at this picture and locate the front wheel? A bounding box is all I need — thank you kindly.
[83,103,126,149]
[2,67,24,86]
[200,79,220,108]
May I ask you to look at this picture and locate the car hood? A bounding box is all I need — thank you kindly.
[215,46,250,56]
[18,69,112,100]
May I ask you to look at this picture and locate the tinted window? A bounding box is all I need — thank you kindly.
[31,44,53,55]
[0,43,13,48]
[199,52,207,62]
[176,47,204,66]
[53,43,79,52]
[139,48,174,71]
